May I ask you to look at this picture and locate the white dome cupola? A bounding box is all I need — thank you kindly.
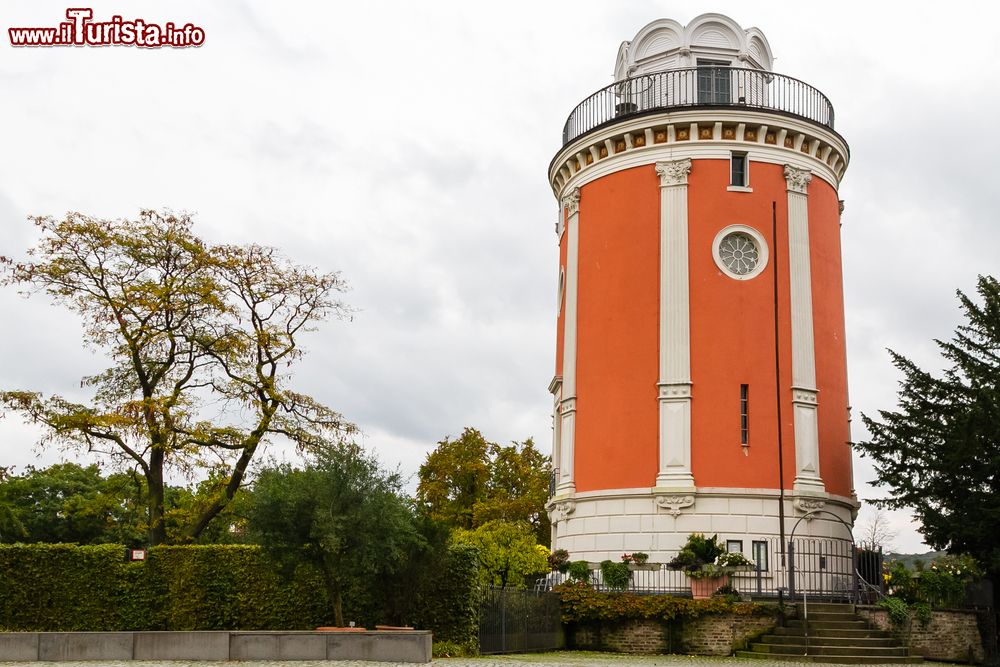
[614,13,774,81]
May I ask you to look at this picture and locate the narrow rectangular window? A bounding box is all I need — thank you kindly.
[731,152,748,187]
[752,540,769,571]
[727,539,743,553]
[740,384,749,445]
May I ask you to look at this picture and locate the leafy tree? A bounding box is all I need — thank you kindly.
[451,520,548,589]
[0,463,145,544]
[416,427,551,544]
[416,428,490,530]
[478,438,551,544]
[857,275,1000,576]
[0,211,354,544]
[247,443,424,627]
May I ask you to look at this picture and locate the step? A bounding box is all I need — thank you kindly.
[798,603,856,614]
[773,627,891,639]
[784,619,870,630]
[735,651,922,664]
[751,643,910,657]
[760,635,897,647]
[805,612,865,622]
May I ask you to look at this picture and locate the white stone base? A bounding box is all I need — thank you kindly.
[547,487,857,562]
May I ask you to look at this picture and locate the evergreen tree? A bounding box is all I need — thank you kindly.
[857,275,1000,575]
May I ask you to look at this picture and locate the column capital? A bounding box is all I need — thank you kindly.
[784,164,812,194]
[561,187,581,215]
[656,158,692,187]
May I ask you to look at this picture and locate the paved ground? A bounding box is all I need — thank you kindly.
[0,652,953,667]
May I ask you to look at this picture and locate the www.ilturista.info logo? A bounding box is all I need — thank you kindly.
[9,8,205,48]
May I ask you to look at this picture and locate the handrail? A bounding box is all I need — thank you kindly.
[561,66,835,145]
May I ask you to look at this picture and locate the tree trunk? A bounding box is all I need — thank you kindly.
[147,450,166,545]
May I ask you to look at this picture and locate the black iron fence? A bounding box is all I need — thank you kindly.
[479,586,564,654]
[562,67,835,145]
[535,537,881,602]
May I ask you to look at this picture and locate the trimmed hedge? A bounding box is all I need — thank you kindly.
[0,542,479,639]
[411,543,480,651]
[555,581,777,624]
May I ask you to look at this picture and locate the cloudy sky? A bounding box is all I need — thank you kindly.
[2,1,998,553]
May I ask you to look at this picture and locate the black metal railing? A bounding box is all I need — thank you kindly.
[479,586,564,654]
[535,537,872,601]
[561,67,835,145]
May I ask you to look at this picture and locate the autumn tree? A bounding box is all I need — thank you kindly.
[0,211,354,545]
[857,275,1000,575]
[452,520,548,589]
[416,427,551,544]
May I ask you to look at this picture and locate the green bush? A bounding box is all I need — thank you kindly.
[600,560,630,591]
[0,543,125,631]
[409,544,481,653]
[555,581,774,624]
[568,560,591,583]
[0,542,480,642]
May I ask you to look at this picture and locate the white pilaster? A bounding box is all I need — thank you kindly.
[557,188,580,495]
[784,165,824,494]
[655,159,695,490]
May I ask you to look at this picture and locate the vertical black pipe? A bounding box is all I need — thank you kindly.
[773,201,787,566]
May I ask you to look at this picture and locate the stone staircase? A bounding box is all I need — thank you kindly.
[736,602,921,664]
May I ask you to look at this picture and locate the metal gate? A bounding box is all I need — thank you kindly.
[479,586,564,654]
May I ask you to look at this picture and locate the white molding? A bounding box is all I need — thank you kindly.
[783,165,824,494]
[655,159,695,490]
[726,185,754,193]
[712,224,769,281]
[550,108,848,195]
[558,188,581,495]
[556,145,841,201]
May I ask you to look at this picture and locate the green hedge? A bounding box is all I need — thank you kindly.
[411,543,480,651]
[0,543,479,640]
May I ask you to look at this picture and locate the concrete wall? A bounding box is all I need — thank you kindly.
[0,630,432,663]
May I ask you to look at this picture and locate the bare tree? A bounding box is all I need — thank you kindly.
[856,507,899,552]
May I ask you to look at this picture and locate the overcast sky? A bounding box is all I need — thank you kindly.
[2,1,998,553]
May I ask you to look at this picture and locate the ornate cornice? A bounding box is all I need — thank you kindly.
[654,494,695,517]
[547,499,576,523]
[784,164,812,194]
[561,188,581,215]
[655,158,692,187]
[793,496,826,517]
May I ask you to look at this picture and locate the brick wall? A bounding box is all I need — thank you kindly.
[570,613,777,656]
[857,606,985,663]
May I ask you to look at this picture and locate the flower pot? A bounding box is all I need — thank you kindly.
[628,563,660,571]
[689,574,729,599]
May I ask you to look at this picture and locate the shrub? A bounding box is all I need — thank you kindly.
[600,560,631,591]
[554,581,773,624]
[568,560,591,583]
[548,548,570,573]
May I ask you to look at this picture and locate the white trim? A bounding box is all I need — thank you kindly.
[550,108,848,193]
[726,185,753,193]
[556,144,841,200]
[783,165,825,494]
[655,159,695,490]
[712,224,769,280]
[557,188,581,495]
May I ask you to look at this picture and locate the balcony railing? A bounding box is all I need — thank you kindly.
[561,67,835,145]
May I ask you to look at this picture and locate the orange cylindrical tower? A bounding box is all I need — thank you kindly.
[546,14,857,567]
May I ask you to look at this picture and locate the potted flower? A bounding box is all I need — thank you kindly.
[668,533,751,599]
[548,548,571,574]
[622,552,656,571]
